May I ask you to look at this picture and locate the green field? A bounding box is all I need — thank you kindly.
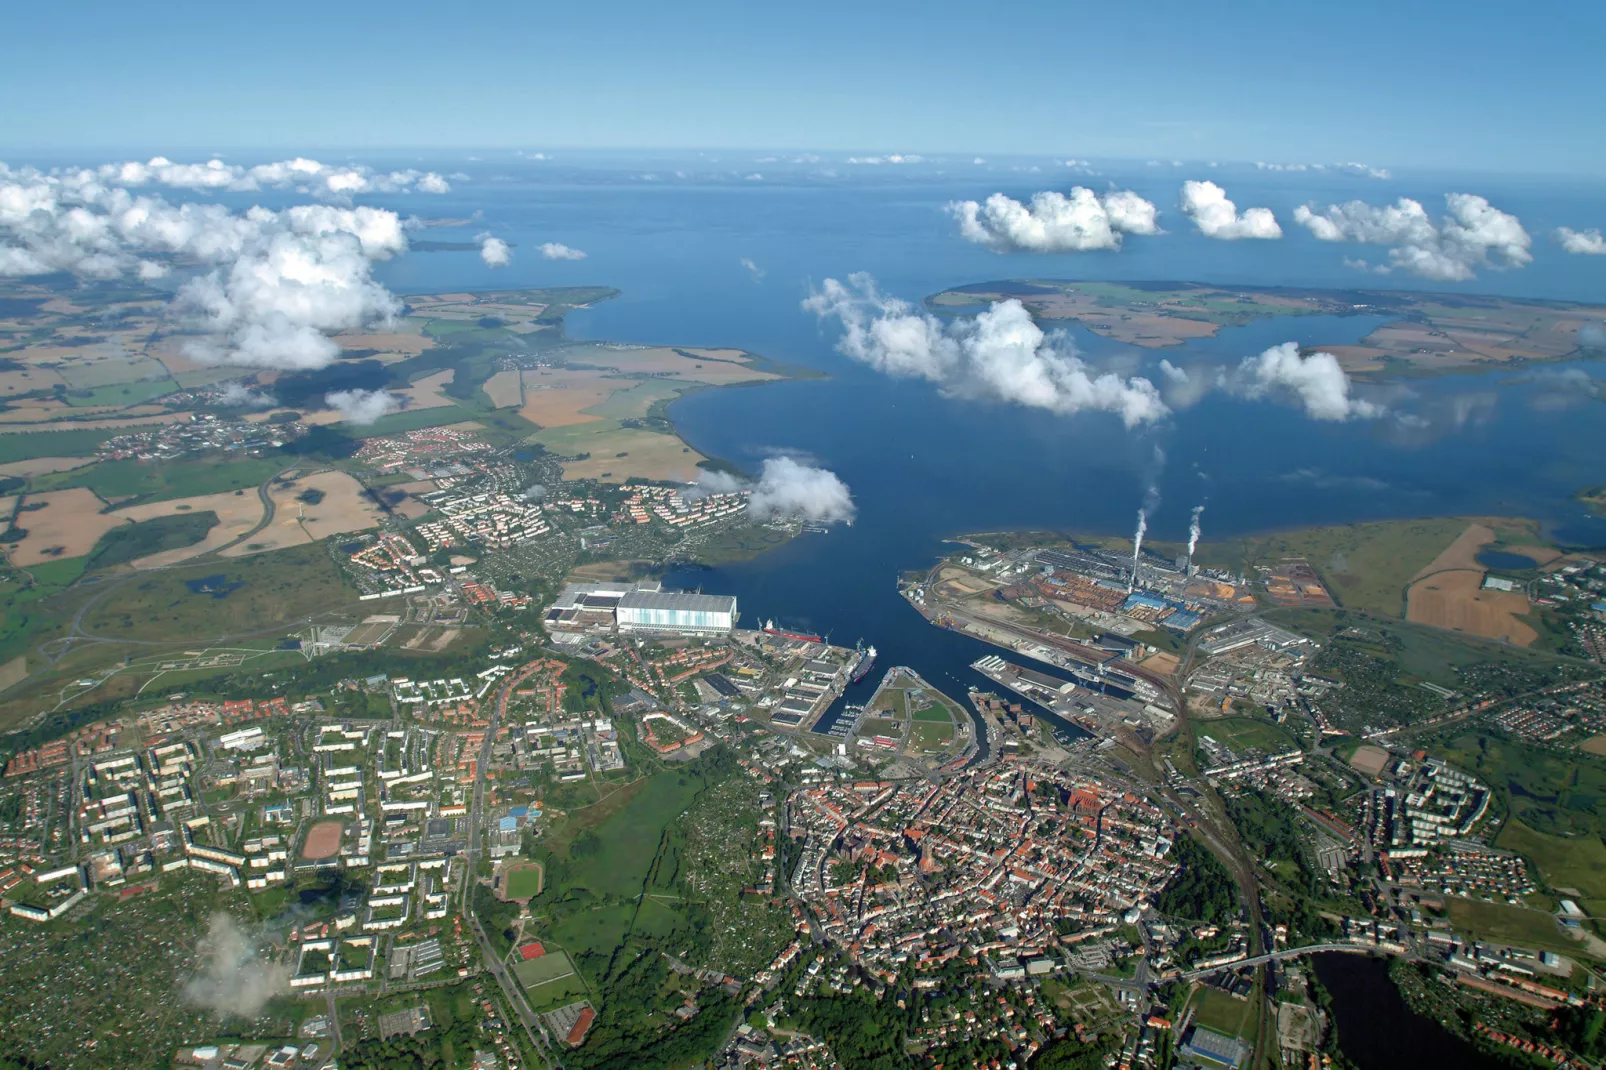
[513,948,577,989]
[909,722,954,749]
[1197,716,1298,753]
[0,428,119,464]
[544,770,707,899]
[1496,819,1606,903]
[1446,898,1586,956]
[1193,517,1474,617]
[1432,733,1606,841]
[63,380,177,408]
[503,862,544,899]
[80,541,354,643]
[1186,984,1258,1039]
[87,512,217,569]
[911,704,950,723]
[31,456,285,503]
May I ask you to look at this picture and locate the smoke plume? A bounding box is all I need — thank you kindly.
[183,913,289,1018]
[1186,504,1204,559]
[1130,508,1149,592]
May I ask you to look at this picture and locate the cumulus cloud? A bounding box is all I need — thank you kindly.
[746,456,856,524]
[88,156,451,197]
[1226,342,1382,421]
[325,388,401,424]
[739,257,765,282]
[1179,180,1281,240]
[1257,161,1390,179]
[478,234,512,267]
[947,187,1160,253]
[184,914,290,1019]
[1293,193,1531,280]
[1580,324,1606,350]
[803,273,1168,427]
[1557,227,1606,255]
[845,154,923,165]
[0,163,413,370]
[538,242,586,260]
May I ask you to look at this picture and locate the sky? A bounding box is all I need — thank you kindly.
[2,0,1603,174]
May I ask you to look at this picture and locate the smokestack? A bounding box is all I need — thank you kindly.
[1186,504,1204,574]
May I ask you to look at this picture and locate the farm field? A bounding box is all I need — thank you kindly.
[30,456,287,505]
[7,488,126,567]
[110,491,263,567]
[1406,522,1538,645]
[544,426,708,483]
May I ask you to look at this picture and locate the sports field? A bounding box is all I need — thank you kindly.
[503,862,544,899]
[514,947,577,989]
[301,820,343,860]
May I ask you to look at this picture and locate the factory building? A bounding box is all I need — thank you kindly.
[545,581,737,636]
[616,591,737,636]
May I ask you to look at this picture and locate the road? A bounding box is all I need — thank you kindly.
[463,658,565,1070]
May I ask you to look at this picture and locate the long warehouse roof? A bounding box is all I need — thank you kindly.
[617,591,736,613]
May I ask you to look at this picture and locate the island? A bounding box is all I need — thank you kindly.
[929,280,1606,378]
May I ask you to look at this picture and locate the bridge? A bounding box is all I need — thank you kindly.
[1182,942,1385,980]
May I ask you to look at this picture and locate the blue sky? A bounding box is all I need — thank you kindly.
[3,0,1602,174]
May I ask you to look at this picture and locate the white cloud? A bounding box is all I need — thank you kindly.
[746,456,856,524]
[324,388,401,425]
[1257,161,1390,179]
[1226,342,1382,421]
[81,156,452,197]
[1179,180,1281,240]
[478,235,512,267]
[538,242,586,260]
[1557,227,1606,255]
[947,187,1160,253]
[803,273,1168,427]
[1293,193,1531,280]
[215,381,276,408]
[739,256,765,282]
[183,914,291,1019]
[845,154,924,165]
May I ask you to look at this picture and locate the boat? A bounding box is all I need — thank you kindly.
[850,645,878,683]
[763,619,824,644]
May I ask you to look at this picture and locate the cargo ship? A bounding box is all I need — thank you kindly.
[850,645,878,683]
[763,619,824,643]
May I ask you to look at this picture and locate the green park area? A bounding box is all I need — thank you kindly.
[1197,716,1298,753]
[1496,819,1606,912]
[1446,898,1586,957]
